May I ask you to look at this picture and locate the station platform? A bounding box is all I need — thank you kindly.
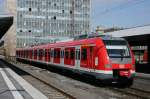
[136,72,150,80]
[0,61,48,99]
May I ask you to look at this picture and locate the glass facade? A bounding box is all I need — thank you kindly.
[17,0,90,48]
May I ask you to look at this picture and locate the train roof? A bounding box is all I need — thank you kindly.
[16,34,126,51]
[17,37,102,50]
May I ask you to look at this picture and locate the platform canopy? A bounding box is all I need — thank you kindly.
[107,25,150,45]
[0,15,13,39]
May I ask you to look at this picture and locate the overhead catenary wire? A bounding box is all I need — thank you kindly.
[92,0,147,18]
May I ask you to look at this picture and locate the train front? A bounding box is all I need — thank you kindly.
[101,37,135,84]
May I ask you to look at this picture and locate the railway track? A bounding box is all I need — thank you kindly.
[1,59,75,99]
[3,58,150,99]
[111,85,150,99]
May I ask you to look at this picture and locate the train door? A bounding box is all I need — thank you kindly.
[75,46,81,69]
[44,49,48,62]
[70,48,75,66]
[80,46,95,70]
[87,46,95,70]
[54,48,60,64]
[64,48,69,65]
[37,49,39,60]
[42,49,44,61]
[34,50,37,60]
[39,49,43,61]
[60,48,64,65]
[45,49,48,62]
[48,49,51,62]
[80,46,88,68]
[51,48,54,63]
[32,50,34,59]
[30,50,33,59]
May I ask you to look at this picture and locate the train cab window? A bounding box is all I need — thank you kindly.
[81,48,87,60]
[65,51,69,59]
[70,50,75,59]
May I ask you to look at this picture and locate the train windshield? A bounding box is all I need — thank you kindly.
[104,40,131,58]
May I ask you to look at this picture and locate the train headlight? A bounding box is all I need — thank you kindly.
[105,64,111,68]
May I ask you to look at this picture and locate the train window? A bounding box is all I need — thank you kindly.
[81,48,87,60]
[58,50,60,58]
[70,50,74,59]
[25,50,27,58]
[54,50,57,58]
[54,49,60,58]
[61,50,64,58]
[75,50,78,59]
[51,50,54,57]
[39,49,43,57]
[48,50,51,56]
[61,50,62,58]
[78,50,80,60]
[65,51,69,59]
[45,50,47,57]
[32,50,34,56]
[34,50,37,56]
[24,51,25,58]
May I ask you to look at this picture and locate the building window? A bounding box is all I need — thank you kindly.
[70,10,73,14]
[54,16,56,20]
[62,10,64,13]
[29,8,32,12]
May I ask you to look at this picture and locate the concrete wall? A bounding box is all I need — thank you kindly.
[4,0,16,56]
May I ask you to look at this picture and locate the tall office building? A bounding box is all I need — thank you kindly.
[17,0,91,47]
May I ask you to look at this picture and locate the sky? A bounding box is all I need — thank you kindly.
[0,0,150,29]
[0,0,5,13]
[91,0,150,29]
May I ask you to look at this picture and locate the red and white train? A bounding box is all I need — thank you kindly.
[16,35,135,85]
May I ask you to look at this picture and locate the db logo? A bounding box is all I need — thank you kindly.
[120,64,125,68]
